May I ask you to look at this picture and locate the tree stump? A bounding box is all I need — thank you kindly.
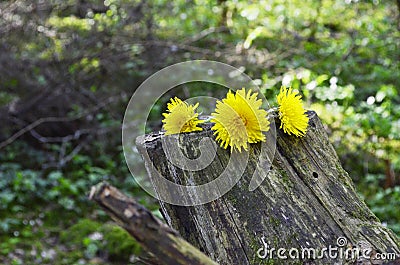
[136,111,400,264]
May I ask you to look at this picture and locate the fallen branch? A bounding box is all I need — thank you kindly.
[89,182,218,265]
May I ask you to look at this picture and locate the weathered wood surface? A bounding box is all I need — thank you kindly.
[89,182,218,265]
[136,111,400,265]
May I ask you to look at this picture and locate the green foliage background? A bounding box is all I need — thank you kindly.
[0,0,399,264]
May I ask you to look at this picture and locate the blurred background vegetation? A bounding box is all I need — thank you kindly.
[0,0,399,264]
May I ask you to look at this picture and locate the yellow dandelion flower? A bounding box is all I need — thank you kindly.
[276,86,309,137]
[162,97,204,135]
[211,88,270,152]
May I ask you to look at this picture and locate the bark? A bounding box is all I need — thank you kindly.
[89,182,218,265]
[136,111,400,265]
[384,159,396,188]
